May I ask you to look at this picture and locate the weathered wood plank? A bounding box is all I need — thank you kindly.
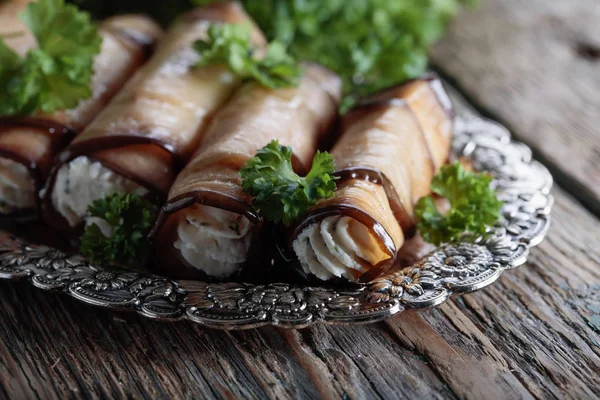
[373,87,598,400]
[431,0,600,214]
[1,102,599,399]
[386,187,600,400]
[292,325,455,399]
[0,283,459,400]
[2,7,600,396]
[1,184,598,399]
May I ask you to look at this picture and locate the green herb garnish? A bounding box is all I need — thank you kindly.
[240,140,337,226]
[415,162,503,245]
[0,0,102,116]
[80,193,158,266]
[193,23,302,89]
[74,0,475,108]
[193,0,476,109]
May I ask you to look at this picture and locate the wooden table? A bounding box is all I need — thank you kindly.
[1,0,599,398]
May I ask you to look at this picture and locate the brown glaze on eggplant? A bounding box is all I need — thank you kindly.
[356,74,454,170]
[99,14,164,59]
[289,202,397,284]
[41,135,176,232]
[0,13,162,217]
[290,76,454,282]
[150,63,343,279]
[356,74,453,117]
[0,0,57,218]
[333,167,416,236]
[0,117,75,216]
[41,2,267,231]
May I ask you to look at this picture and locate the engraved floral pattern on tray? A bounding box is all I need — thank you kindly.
[0,116,553,329]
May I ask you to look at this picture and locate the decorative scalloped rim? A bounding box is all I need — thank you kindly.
[0,116,553,329]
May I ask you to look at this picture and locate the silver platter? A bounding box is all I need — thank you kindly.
[0,116,553,329]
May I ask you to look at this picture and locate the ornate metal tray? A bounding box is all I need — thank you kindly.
[0,116,553,329]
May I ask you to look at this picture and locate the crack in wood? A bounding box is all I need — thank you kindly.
[576,42,600,61]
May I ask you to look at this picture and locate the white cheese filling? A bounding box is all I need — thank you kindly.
[51,156,148,227]
[293,216,388,282]
[0,157,35,213]
[174,204,253,278]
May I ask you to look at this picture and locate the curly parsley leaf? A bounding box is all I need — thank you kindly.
[193,0,476,109]
[80,193,158,266]
[415,162,503,245]
[0,0,102,116]
[0,40,21,72]
[193,23,301,89]
[79,0,476,107]
[240,140,337,226]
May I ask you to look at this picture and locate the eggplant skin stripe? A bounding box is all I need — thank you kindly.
[0,116,553,330]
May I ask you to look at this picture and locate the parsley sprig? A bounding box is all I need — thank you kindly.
[240,140,337,226]
[80,193,158,266]
[415,162,503,245]
[193,0,476,109]
[0,0,102,116]
[194,23,302,89]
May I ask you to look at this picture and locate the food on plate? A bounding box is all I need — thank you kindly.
[415,162,503,246]
[194,0,477,109]
[0,0,161,216]
[80,192,159,266]
[0,0,503,288]
[0,0,36,58]
[240,140,337,228]
[193,22,302,90]
[0,0,104,116]
[41,1,268,232]
[151,63,342,279]
[290,76,453,282]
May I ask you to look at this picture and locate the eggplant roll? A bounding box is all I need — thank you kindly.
[41,2,267,231]
[291,75,453,283]
[0,1,36,56]
[152,63,342,279]
[0,8,161,216]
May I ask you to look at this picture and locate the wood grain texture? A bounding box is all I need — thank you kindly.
[1,94,598,400]
[387,188,600,400]
[0,184,598,399]
[431,0,600,215]
[1,0,600,397]
[0,283,454,400]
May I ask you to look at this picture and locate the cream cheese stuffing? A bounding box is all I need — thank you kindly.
[51,156,148,227]
[173,204,253,278]
[292,216,389,282]
[0,158,35,213]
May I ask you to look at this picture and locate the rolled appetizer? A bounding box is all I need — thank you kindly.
[152,63,342,279]
[41,2,267,231]
[0,0,35,56]
[291,75,453,283]
[0,0,161,217]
